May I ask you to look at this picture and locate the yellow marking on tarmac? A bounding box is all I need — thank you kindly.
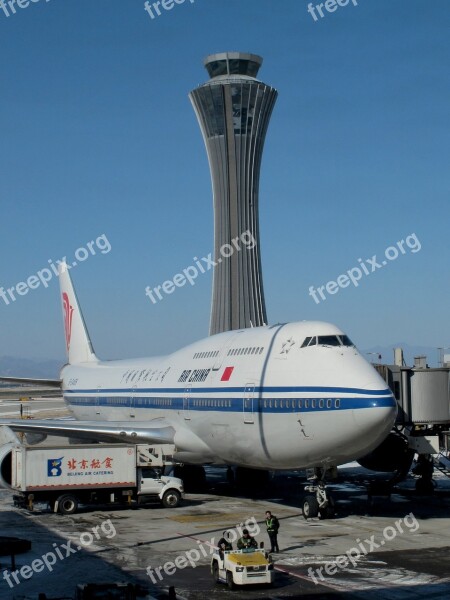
[167,512,248,524]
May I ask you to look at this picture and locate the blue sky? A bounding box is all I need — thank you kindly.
[0,0,448,362]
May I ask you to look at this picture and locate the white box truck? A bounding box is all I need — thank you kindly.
[9,444,184,514]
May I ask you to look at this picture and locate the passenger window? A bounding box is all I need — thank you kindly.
[327,399,332,408]
[305,399,309,409]
[312,399,316,408]
[319,399,324,408]
[335,399,341,408]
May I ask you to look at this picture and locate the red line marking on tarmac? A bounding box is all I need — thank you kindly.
[274,565,343,591]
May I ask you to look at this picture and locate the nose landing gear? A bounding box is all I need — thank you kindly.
[303,468,336,519]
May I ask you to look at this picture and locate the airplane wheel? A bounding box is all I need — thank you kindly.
[57,494,79,515]
[227,571,236,590]
[319,496,335,519]
[303,495,319,519]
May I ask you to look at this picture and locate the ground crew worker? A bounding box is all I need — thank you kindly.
[237,528,258,550]
[217,531,233,558]
[265,510,280,553]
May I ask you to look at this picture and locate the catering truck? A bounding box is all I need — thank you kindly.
[9,444,184,514]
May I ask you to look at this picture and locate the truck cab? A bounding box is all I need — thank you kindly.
[137,467,183,507]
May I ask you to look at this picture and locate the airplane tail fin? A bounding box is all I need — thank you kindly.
[58,263,98,364]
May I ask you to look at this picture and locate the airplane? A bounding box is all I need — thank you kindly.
[0,263,397,514]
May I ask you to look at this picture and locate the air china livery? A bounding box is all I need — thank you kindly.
[1,263,397,472]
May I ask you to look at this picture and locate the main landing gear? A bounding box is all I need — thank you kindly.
[303,468,336,520]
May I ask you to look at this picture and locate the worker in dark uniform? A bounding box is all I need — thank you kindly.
[265,510,280,553]
[217,531,233,558]
[237,528,258,550]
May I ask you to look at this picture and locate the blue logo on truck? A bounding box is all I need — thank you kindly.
[48,458,63,477]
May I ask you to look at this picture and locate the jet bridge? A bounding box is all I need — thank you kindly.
[373,356,450,493]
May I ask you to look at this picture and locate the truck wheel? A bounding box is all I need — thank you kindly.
[226,571,235,590]
[57,494,79,515]
[212,561,220,583]
[162,489,181,508]
[303,495,319,519]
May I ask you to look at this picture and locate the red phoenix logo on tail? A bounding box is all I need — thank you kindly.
[62,292,74,351]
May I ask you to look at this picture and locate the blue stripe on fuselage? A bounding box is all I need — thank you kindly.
[65,395,395,413]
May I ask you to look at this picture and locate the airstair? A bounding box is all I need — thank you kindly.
[434,452,450,479]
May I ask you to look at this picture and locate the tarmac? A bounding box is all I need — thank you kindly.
[0,397,450,600]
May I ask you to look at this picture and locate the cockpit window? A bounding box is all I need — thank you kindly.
[317,335,342,346]
[302,334,355,348]
[339,335,354,347]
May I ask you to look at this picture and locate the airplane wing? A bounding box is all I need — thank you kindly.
[0,418,175,445]
[0,377,62,387]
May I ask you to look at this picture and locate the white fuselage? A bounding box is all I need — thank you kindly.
[61,321,397,470]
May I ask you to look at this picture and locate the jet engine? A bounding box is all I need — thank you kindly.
[357,429,414,473]
[0,443,13,489]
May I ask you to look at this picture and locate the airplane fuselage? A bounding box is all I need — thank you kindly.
[61,321,397,470]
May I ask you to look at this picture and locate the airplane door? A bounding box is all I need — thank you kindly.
[130,385,136,418]
[183,385,191,420]
[95,386,101,416]
[243,383,255,424]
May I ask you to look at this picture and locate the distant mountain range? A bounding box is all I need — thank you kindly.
[0,342,445,380]
[0,356,64,380]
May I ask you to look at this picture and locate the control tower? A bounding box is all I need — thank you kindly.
[190,52,277,336]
